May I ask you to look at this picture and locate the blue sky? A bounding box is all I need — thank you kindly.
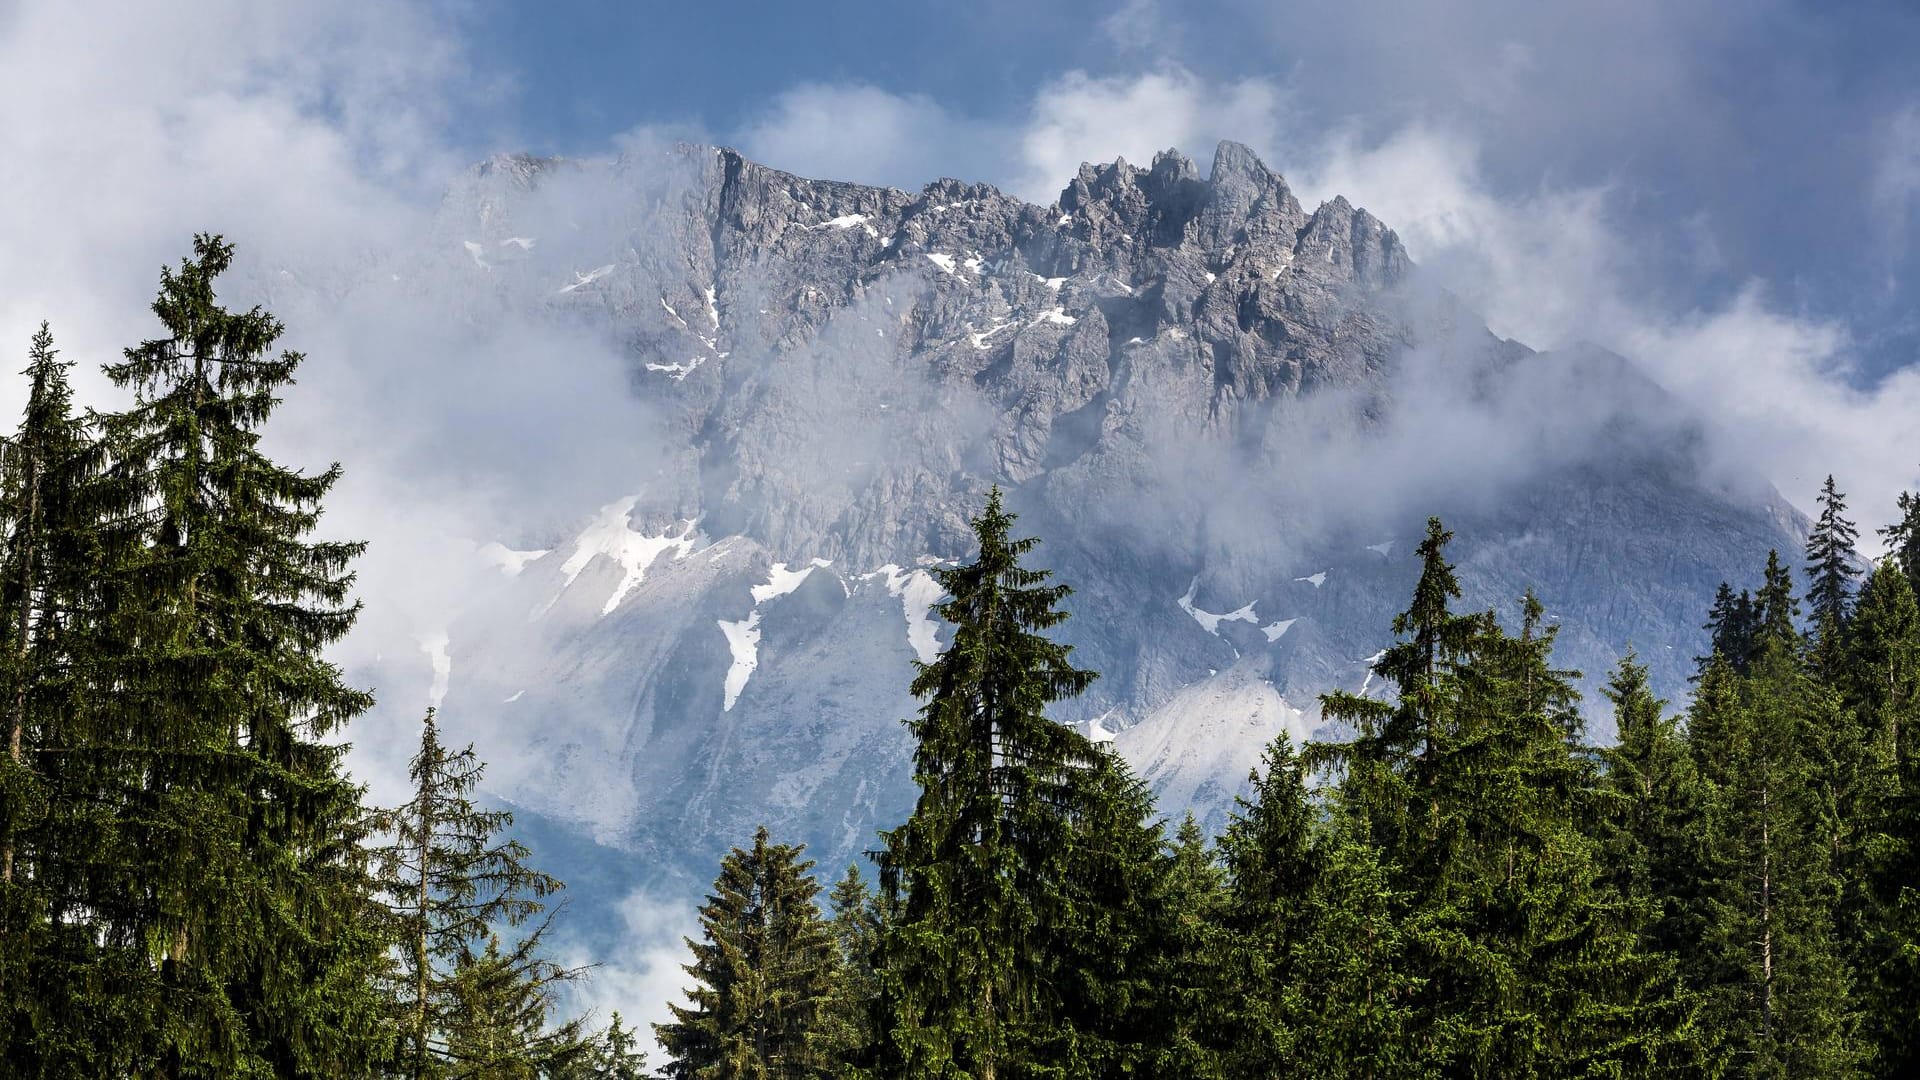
[449,0,1920,383]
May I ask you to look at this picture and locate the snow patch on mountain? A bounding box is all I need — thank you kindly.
[1261,618,1297,642]
[750,559,833,604]
[1178,578,1258,635]
[1295,571,1329,587]
[717,612,761,711]
[479,541,549,576]
[558,498,700,616]
[876,564,944,662]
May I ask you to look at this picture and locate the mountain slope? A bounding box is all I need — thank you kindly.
[392,140,1800,881]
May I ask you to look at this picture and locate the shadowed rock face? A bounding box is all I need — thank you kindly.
[421,140,1797,884]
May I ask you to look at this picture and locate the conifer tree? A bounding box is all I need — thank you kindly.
[57,235,391,1076]
[1756,550,1801,649]
[440,933,593,1080]
[657,826,839,1079]
[818,865,881,1070]
[1320,527,1700,1074]
[0,322,106,1073]
[1593,651,1708,966]
[1147,814,1228,1079]
[1880,487,1920,595]
[1702,584,1762,677]
[1217,733,1317,1075]
[373,707,578,1080]
[872,488,1103,1079]
[1688,634,1859,1074]
[1846,561,1920,1073]
[1806,476,1862,680]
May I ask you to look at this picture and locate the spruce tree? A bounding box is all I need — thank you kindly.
[1806,476,1861,680]
[1593,651,1708,968]
[1147,814,1228,1079]
[372,707,579,1080]
[1847,561,1920,1073]
[872,488,1103,1079]
[657,826,839,1079]
[1688,635,1859,1075]
[1756,550,1801,649]
[0,322,107,1074]
[818,865,881,1070]
[1321,528,1700,1074]
[57,235,391,1076]
[1217,733,1317,1076]
[1880,487,1920,595]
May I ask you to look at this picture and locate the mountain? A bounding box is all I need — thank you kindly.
[369,140,1799,910]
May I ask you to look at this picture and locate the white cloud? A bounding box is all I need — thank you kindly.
[1012,68,1289,201]
[735,83,1009,190]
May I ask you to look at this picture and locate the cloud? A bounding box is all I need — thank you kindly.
[734,83,1010,190]
[1010,68,1288,202]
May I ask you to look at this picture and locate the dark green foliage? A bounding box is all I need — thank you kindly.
[1216,733,1316,1075]
[1315,524,1703,1076]
[657,825,840,1079]
[1807,476,1862,680]
[873,488,1110,1079]
[372,707,579,1079]
[1847,562,1920,1074]
[1880,487,1920,595]
[1688,636,1860,1075]
[5,237,394,1077]
[1593,652,1709,969]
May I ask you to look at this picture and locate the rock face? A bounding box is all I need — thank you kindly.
[414,141,1800,888]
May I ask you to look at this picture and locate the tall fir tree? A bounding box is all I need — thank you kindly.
[1806,476,1862,680]
[1216,732,1317,1076]
[1145,813,1228,1079]
[1593,651,1710,970]
[1846,560,1920,1074]
[371,707,580,1080]
[1322,527,1701,1074]
[657,826,840,1079]
[50,236,391,1076]
[439,933,592,1080]
[0,322,110,1074]
[1880,487,1920,596]
[1687,633,1860,1076]
[1701,583,1761,677]
[817,865,881,1071]
[872,488,1105,1080]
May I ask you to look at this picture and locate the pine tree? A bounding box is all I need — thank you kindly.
[440,933,593,1080]
[818,865,881,1070]
[1041,750,1169,1075]
[1216,733,1317,1076]
[1321,530,1700,1074]
[372,707,578,1080]
[1146,814,1228,1079]
[1806,476,1861,680]
[1756,550,1801,650]
[657,826,840,1079]
[0,322,108,1074]
[872,488,1103,1079]
[1846,561,1920,1074]
[1701,583,1763,676]
[1317,517,1487,860]
[1593,651,1709,968]
[49,236,391,1076]
[1880,487,1920,595]
[1688,636,1860,1075]
[1286,823,1424,1080]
